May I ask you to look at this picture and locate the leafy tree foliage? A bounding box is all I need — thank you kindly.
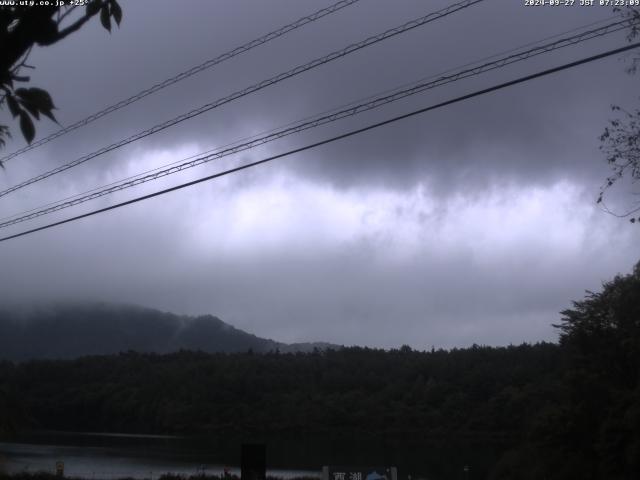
[598,7,640,222]
[0,1,122,154]
[492,262,640,479]
[599,104,640,223]
[553,261,640,480]
[557,260,640,385]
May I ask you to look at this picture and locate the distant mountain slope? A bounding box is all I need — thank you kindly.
[0,302,337,361]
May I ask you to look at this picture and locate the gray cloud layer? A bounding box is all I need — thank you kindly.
[0,0,638,348]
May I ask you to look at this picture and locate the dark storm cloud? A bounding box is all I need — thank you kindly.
[0,176,635,348]
[0,0,638,348]
[7,0,632,191]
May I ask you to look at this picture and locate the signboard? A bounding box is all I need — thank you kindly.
[241,443,266,480]
[322,466,397,480]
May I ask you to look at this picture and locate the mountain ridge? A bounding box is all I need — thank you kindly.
[0,301,339,361]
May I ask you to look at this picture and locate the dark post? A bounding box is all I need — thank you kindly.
[241,443,266,480]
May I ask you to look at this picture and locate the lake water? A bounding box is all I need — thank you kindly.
[0,432,320,479]
[0,430,500,479]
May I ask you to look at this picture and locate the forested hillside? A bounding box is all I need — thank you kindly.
[0,303,334,361]
[1,343,562,478]
[1,263,638,479]
[0,343,561,435]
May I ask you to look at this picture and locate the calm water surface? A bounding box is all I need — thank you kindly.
[0,430,498,479]
[0,432,320,479]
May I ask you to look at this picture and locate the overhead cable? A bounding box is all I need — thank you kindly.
[0,0,362,164]
[2,41,638,243]
[0,17,634,229]
[0,0,483,198]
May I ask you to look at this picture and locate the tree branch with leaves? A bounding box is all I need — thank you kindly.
[598,6,640,223]
[0,0,122,159]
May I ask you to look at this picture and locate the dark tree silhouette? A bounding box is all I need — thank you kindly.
[553,261,640,479]
[556,260,640,387]
[0,0,122,157]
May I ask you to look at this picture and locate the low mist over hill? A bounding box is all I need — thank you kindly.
[0,302,336,361]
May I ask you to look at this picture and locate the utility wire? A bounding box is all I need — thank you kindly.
[0,17,631,226]
[1,13,620,228]
[0,0,362,164]
[0,0,483,199]
[0,12,618,208]
[2,41,638,244]
[0,17,634,229]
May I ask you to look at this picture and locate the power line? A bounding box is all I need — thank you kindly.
[1,15,617,226]
[0,0,483,199]
[0,13,619,213]
[0,0,362,165]
[0,17,634,230]
[2,41,638,244]
[0,17,632,226]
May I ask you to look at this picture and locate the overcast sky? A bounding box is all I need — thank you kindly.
[0,0,638,349]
